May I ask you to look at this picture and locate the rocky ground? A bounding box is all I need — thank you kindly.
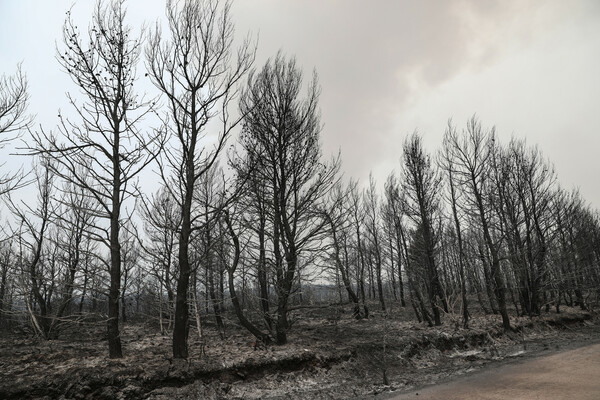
[0,304,598,399]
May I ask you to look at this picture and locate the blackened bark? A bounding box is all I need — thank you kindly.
[225,212,271,343]
[447,168,469,328]
[326,212,361,318]
[173,155,194,358]
[108,128,123,358]
[257,217,272,329]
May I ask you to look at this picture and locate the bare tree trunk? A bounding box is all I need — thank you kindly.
[146,0,253,358]
[173,180,193,358]
[326,211,362,319]
[108,189,122,357]
[192,283,204,341]
[257,224,272,329]
[447,167,469,328]
[224,212,271,344]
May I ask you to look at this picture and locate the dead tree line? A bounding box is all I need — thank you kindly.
[2,0,600,362]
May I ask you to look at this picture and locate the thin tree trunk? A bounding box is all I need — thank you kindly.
[448,169,469,328]
[224,212,271,344]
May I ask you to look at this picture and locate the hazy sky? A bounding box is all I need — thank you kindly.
[1,0,599,206]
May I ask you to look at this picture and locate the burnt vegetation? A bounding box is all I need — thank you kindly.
[1,0,599,399]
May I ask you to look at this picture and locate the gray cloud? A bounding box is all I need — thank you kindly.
[1,0,599,205]
[233,1,552,175]
[233,1,600,207]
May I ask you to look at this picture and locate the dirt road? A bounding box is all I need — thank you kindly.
[390,342,600,400]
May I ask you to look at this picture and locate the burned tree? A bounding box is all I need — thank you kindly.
[146,0,254,358]
[348,180,370,318]
[8,159,56,339]
[1,64,32,195]
[382,174,407,308]
[141,187,180,332]
[504,140,555,316]
[9,163,97,339]
[234,53,339,344]
[400,133,446,326]
[0,241,14,328]
[364,174,386,311]
[30,0,160,357]
[443,118,511,330]
[323,182,363,319]
[440,123,470,328]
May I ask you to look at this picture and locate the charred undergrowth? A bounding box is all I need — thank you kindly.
[0,307,596,400]
[0,345,354,399]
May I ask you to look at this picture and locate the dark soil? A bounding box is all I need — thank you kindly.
[0,304,598,399]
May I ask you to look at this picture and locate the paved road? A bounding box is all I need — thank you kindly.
[391,342,600,400]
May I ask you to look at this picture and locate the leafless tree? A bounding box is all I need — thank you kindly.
[119,225,140,323]
[29,0,161,357]
[348,180,370,318]
[8,158,57,338]
[1,64,32,195]
[323,182,363,318]
[146,0,254,358]
[0,240,15,328]
[222,206,273,344]
[400,133,446,325]
[234,53,340,344]
[364,174,386,311]
[194,166,228,339]
[550,188,600,311]
[228,147,274,330]
[492,139,556,316]
[382,173,407,307]
[440,122,469,328]
[141,186,180,331]
[48,175,98,335]
[443,118,511,330]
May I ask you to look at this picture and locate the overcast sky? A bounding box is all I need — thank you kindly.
[1,0,599,206]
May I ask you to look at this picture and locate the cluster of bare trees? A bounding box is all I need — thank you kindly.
[329,119,600,332]
[1,0,599,363]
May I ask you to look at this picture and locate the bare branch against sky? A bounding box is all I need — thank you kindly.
[1,0,599,204]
